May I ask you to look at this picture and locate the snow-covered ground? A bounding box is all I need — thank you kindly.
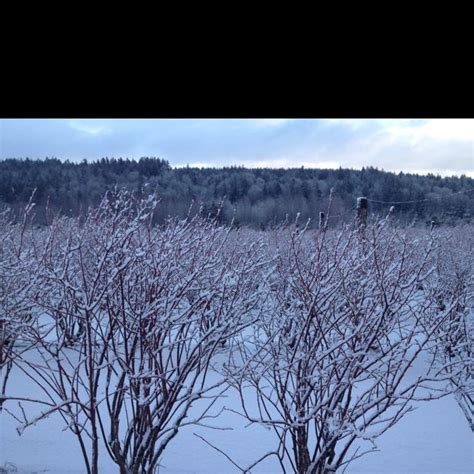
[1,352,472,474]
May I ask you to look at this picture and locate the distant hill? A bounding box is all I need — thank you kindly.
[1,157,473,227]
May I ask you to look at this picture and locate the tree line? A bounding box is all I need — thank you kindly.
[1,157,473,227]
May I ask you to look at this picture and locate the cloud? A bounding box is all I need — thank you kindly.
[0,118,472,177]
[69,120,110,135]
[250,119,294,128]
[386,119,473,142]
[316,119,473,177]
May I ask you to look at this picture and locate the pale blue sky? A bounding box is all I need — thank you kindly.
[0,119,472,177]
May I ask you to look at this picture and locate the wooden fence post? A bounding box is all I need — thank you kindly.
[319,211,325,229]
[356,197,368,230]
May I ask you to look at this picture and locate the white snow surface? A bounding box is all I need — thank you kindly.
[1,350,472,474]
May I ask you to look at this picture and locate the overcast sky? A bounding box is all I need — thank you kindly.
[0,119,472,177]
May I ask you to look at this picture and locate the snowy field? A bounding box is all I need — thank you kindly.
[1,197,472,474]
[1,351,472,474]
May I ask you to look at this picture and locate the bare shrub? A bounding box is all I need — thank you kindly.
[0,200,38,411]
[5,191,266,474]
[424,225,473,430]
[224,220,461,473]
